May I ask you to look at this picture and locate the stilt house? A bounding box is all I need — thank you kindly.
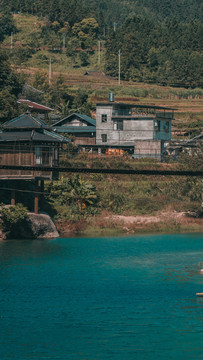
[0,112,69,180]
[0,112,69,213]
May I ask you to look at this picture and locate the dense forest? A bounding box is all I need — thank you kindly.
[105,16,203,87]
[1,0,203,25]
[0,0,202,89]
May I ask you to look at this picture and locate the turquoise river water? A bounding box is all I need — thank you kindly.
[0,233,203,359]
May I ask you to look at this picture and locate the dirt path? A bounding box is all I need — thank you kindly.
[105,211,186,226]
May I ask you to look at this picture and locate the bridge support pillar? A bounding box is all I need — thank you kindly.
[11,190,15,206]
[40,180,44,210]
[34,180,39,214]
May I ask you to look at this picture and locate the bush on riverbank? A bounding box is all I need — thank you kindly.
[0,204,28,238]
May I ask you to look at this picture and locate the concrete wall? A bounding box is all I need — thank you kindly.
[133,140,164,160]
[96,104,155,145]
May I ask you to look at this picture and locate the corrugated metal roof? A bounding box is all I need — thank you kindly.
[2,113,51,130]
[96,103,175,110]
[17,99,54,112]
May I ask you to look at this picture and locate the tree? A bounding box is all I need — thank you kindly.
[48,174,98,213]
[0,49,23,121]
[0,11,16,42]
[49,0,61,23]
[72,17,99,49]
[71,89,92,116]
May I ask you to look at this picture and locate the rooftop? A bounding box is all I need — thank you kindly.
[96,102,175,111]
[53,113,96,127]
[17,99,54,112]
[2,112,51,130]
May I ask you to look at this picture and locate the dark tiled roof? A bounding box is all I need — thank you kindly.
[2,113,51,130]
[53,113,96,127]
[0,130,70,143]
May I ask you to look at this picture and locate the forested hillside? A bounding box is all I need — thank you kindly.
[0,0,202,88]
[1,0,203,25]
[105,16,203,87]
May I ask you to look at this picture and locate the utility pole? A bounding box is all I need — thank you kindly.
[103,26,106,38]
[63,34,66,52]
[113,22,117,32]
[10,32,13,51]
[98,40,101,65]
[49,58,52,85]
[118,49,121,85]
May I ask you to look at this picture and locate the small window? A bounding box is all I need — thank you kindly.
[114,120,123,130]
[155,120,161,132]
[101,134,107,142]
[35,146,50,165]
[42,147,50,165]
[101,114,107,123]
[35,147,42,165]
[117,120,123,130]
[165,121,169,132]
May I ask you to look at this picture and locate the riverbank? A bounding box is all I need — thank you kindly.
[56,210,203,237]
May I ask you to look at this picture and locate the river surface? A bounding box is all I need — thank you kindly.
[0,233,203,360]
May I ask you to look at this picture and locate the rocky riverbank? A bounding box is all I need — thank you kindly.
[0,213,59,240]
[1,210,202,240]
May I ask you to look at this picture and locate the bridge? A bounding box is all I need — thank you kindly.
[0,164,203,177]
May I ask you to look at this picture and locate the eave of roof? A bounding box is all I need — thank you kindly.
[53,113,96,127]
[0,129,70,143]
[17,99,54,112]
[2,113,51,130]
[96,103,176,111]
[54,126,96,134]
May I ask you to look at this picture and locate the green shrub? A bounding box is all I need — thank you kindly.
[0,204,28,238]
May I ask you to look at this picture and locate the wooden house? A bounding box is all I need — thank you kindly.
[53,113,96,145]
[0,112,69,212]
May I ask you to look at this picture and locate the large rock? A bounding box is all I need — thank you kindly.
[19,213,59,239]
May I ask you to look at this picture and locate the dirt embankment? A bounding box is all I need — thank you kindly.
[56,211,203,237]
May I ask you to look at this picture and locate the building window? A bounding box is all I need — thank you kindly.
[35,147,42,165]
[35,146,50,165]
[164,121,169,132]
[114,120,123,130]
[101,134,107,142]
[154,120,161,132]
[101,114,107,123]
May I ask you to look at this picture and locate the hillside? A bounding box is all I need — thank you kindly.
[0,11,202,137]
[1,0,203,25]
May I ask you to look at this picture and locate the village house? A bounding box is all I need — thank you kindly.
[53,112,96,145]
[95,95,174,160]
[17,99,54,121]
[0,112,69,213]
